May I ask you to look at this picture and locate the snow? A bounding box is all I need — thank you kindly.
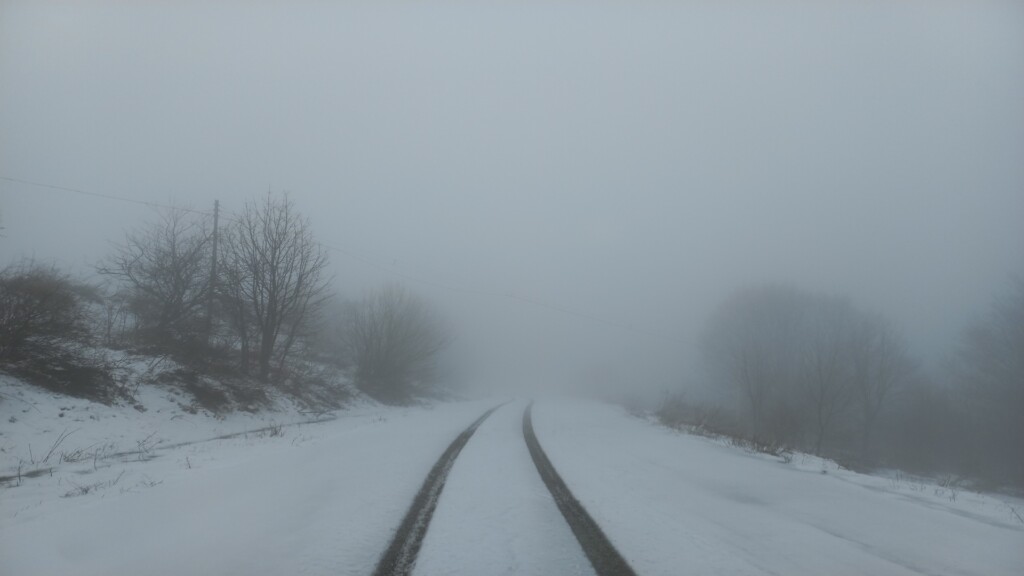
[0,373,342,480]
[413,400,595,576]
[0,379,496,576]
[531,399,1024,576]
[4,383,1023,576]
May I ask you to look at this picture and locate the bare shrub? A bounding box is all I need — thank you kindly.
[655,393,793,461]
[63,470,125,498]
[250,423,284,439]
[728,435,791,459]
[0,261,90,360]
[342,284,449,404]
[655,394,737,437]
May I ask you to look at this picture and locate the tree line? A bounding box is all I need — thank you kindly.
[669,281,1024,489]
[0,193,448,405]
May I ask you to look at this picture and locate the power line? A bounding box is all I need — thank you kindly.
[0,175,217,218]
[1,174,683,345]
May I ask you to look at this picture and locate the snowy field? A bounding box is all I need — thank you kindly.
[2,384,1023,576]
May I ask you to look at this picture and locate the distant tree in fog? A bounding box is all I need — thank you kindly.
[956,277,1024,483]
[702,285,914,458]
[342,284,449,404]
[305,294,358,369]
[221,193,329,382]
[97,207,212,347]
[701,285,806,439]
[849,313,914,463]
[798,296,856,456]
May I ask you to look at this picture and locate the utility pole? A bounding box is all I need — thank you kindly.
[206,199,220,343]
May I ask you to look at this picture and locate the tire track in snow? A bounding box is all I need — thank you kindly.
[524,401,639,576]
[372,403,504,576]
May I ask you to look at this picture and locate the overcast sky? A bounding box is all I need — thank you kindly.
[2,1,1022,392]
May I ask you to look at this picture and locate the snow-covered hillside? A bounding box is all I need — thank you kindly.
[1,375,334,482]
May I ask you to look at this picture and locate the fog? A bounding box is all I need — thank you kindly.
[2,0,1023,396]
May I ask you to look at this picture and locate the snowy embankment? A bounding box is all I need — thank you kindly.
[531,400,1024,576]
[0,375,495,576]
[0,373,339,483]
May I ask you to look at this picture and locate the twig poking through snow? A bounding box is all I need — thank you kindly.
[62,470,125,498]
[42,428,78,464]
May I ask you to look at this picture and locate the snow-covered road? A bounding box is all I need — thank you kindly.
[2,397,1022,575]
[531,400,1024,576]
[413,400,594,576]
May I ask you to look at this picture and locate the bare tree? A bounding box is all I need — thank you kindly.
[959,277,1024,412]
[222,193,329,382]
[701,285,805,439]
[956,276,1024,484]
[849,313,914,463]
[343,284,449,403]
[703,285,882,456]
[304,294,358,369]
[798,297,855,456]
[97,207,212,347]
